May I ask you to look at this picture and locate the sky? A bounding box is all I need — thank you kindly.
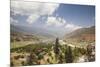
[10,0,95,36]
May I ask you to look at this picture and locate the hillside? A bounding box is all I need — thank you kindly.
[10,24,56,39]
[64,26,95,41]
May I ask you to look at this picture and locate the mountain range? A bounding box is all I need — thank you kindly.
[64,26,95,41]
[11,24,95,41]
[10,24,56,39]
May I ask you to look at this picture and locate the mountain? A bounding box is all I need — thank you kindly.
[10,24,56,39]
[64,26,95,41]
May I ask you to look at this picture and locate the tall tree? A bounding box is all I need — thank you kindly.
[65,46,73,63]
[54,38,60,55]
[27,52,34,65]
[54,38,60,62]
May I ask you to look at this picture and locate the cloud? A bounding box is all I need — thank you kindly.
[46,16,66,27]
[11,1,59,24]
[45,16,82,31]
[10,17,18,23]
[65,24,82,30]
[26,14,39,24]
[45,16,82,32]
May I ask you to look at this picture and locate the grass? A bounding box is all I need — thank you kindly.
[11,41,39,49]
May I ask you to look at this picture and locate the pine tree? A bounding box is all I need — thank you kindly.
[54,38,60,62]
[65,46,73,63]
[54,38,59,55]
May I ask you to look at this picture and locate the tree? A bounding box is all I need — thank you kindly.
[27,52,34,65]
[54,38,60,61]
[65,46,73,63]
[58,54,63,63]
[87,44,95,62]
[54,38,60,55]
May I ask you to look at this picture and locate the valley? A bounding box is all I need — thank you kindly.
[10,25,95,66]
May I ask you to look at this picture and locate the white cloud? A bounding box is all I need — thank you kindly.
[10,17,18,23]
[26,14,39,24]
[46,16,82,32]
[11,1,59,24]
[46,16,66,27]
[65,24,82,30]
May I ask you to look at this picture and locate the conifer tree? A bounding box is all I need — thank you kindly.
[54,38,60,62]
[54,38,59,55]
[65,46,73,63]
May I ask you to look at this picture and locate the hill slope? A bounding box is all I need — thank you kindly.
[10,24,56,39]
[64,26,95,41]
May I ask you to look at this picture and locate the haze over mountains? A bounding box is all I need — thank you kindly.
[11,23,95,40]
[11,24,57,38]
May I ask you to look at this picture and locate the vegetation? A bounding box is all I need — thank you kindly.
[10,26,95,66]
[65,46,73,63]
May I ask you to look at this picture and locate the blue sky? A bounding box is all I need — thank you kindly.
[11,1,95,35]
[55,4,95,27]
